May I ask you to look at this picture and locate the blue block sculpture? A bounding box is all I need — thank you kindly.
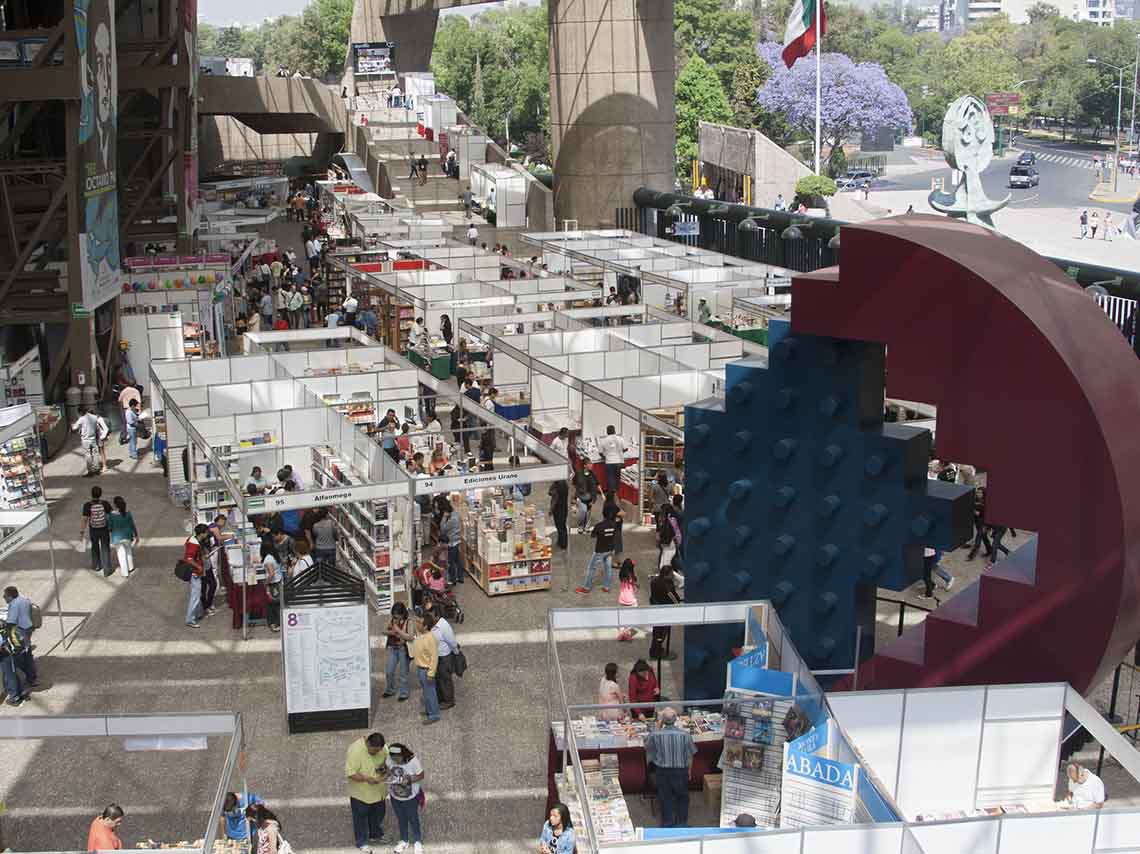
[682,320,973,700]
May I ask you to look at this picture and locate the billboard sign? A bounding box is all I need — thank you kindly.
[986,92,1021,116]
[353,42,395,75]
[75,0,120,312]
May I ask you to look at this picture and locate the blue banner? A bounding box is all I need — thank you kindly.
[784,749,856,791]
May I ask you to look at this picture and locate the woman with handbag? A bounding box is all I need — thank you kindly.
[246,804,291,854]
[386,743,425,854]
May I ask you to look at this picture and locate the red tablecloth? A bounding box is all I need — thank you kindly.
[590,459,639,506]
[546,729,722,809]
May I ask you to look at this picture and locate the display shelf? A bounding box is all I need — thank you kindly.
[458,488,552,596]
[311,445,407,611]
[555,755,636,845]
[0,431,44,510]
[642,408,684,512]
[1,348,44,407]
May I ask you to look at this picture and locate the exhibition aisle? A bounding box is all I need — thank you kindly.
[0,438,682,854]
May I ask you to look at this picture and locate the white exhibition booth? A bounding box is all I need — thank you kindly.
[521,229,788,323]
[471,162,528,227]
[0,404,67,653]
[549,600,1140,854]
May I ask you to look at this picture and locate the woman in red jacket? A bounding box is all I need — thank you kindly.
[628,659,660,721]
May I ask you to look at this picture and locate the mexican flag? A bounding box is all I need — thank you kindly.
[782,0,826,69]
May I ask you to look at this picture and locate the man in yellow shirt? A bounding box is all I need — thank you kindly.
[412,613,441,724]
[345,732,389,852]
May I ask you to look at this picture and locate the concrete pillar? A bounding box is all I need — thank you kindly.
[548,0,675,228]
[347,2,439,76]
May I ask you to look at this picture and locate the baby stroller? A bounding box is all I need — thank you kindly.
[416,561,465,624]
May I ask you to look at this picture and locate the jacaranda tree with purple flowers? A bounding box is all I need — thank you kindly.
[756,41,913,172]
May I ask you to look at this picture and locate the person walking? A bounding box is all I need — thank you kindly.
[466,223,478,246]
[598,425,627,496]
[1104,212,1115,241]
[430,605,459,711]
[309,508,337,567]
[124,399,141,460]
[572,460,600,534]
[2,586,38,704]
[71,407,105,475]
[1091,210,1100,239]
[383,602,413,701]
[461,186,473,219]
[386,743,425,854]
[1080,209,1089,239]
[576,505,618,594]
[108,496,139,578]
[117,384,141,442]
[183,523,210,629]
[287,285,305,329]
[439,501,463,585]
[644,707,698,828]
[345,731,390,852]
[412,612,441,724]
[549,478,569,552]
[81,486,113,574]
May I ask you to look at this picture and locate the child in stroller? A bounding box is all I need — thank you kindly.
[416,560,465,624]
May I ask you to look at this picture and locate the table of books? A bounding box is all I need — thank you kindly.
[548,712,724,803]
[555,753,636,845]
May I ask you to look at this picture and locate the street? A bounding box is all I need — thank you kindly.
[868,138,1137,216]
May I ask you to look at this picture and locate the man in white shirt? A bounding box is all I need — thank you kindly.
[342,293,359,326]
[598,424,627,496]
[466,224,478,246]
[72,408,105,474]
[1067,763,1106,809]
[430,607,459,710]
[550,427,569,458]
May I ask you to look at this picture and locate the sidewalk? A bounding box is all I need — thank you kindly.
[1090,172,1140,204]
[844,188,1140,268]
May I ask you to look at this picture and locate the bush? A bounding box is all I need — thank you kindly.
[794,175,838,209]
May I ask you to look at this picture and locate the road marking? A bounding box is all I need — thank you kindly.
[1008,193,1041,206]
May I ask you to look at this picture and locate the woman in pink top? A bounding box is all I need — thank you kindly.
[597,662,626,720]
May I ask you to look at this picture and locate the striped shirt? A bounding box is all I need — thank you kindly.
[644,723,697,769]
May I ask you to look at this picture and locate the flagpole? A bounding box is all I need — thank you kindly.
[815,0,822,174]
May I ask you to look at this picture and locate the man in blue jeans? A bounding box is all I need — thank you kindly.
[2,586,36,706]
[125,399,141,460]
[576,507,618,594]
[345,732,389,852]
[439,502,464,584]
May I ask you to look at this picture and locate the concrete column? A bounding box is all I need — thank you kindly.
[347,2,440,76]
[548,0,675,228]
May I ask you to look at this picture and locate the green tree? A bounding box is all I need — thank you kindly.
[675,55,733,179]
[675,0,758,92]
[294,0,353,79]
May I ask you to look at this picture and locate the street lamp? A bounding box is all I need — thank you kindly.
[1132,35,1140,153]
[1088,56,1136,192]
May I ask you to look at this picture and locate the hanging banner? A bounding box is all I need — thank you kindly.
[780,745,858,828]
[75,0,120,312]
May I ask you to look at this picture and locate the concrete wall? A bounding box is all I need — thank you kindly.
[698,121,811,209]
[548,0,676,228]
[199,116,317,175]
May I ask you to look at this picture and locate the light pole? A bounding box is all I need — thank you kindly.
[1131,35,1140,151]
[1088,57,1134,193]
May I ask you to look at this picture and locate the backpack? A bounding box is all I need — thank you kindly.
[29,602,42,630]
[87,500,110,528]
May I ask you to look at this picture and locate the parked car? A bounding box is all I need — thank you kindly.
[1008,165,1039,188]
[1016,152,1037,166]
[837,170,875,191]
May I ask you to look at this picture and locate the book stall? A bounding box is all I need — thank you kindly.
[0,346,43,407]
[0,712,247,852]
[120,254,232,370]
[0,404,66,653]
[545,599,1140,854]
[460,317,714,516]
